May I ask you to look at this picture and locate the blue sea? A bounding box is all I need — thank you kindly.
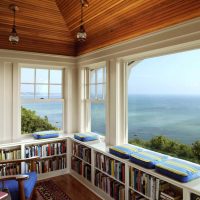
[22,95,200,144]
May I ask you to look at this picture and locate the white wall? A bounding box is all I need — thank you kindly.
[0,61,13,141]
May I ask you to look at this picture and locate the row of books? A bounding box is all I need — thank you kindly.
[0,163,21,176]
[130,167,160,200]
[95,170,125,200]
[95,152,125,183]
[25,141,66,158]
[25,156,67,174]
[130,167,182,200]
[72,142,91,163]
[71,156,91,181]
[129,190,148,200]
[0,149,21,161]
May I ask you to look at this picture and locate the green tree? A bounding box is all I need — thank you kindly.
[21,107,57,134]
[192,141,200,160]
[129,135,200,164]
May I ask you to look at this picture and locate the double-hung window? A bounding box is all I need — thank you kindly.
[87,66,106,135]
[20,67,64,134]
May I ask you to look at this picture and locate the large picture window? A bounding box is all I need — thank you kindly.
[128,49,200,164]
[21,67,64,134]
[88,67,106,135]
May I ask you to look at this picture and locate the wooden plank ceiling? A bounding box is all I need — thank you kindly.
[0,0,200,56]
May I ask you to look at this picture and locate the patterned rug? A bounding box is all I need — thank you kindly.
[35,180,72,200]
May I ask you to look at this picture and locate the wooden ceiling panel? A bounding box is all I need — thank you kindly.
[74,0,200,55]
[0,33,75,56]
[0,0,75,56]
[0,0,200,56]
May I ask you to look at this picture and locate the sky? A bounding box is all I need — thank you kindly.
[21,68,62,97]
[128,49,200,95]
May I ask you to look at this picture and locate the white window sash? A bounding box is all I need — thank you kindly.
[20,67,65,132]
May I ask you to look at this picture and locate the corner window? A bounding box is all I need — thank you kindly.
[88,67,106,135]
[128,49,200,164]
[20,67,64,134]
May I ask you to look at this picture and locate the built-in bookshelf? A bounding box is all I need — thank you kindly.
[1,136,200,200]
[25,140,67,174]
[129,166,182,200]
[71,141,92,182]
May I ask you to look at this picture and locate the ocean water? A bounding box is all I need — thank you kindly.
[22,95,200,144]
[128,95,200,144]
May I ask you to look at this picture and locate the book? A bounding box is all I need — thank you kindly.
[25,155,66,174]
[95,152,125,183]
[25,141,66,158]
[72,142,91,163]
[95,170,125,200]
[0,148,21,161]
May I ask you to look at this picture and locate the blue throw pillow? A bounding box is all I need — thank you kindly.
[32,131,59,139]
[156,158,200,182]
[109,144,143,159]
[74,133,98,142]
[129,150,169,169]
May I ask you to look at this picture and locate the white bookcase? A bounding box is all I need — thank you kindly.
[1,135,200,200]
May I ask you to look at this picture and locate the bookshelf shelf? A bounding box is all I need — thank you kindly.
[38,153,67,160]
[95,167,125,185]
[71,154,91,166]
[129,187,151,200]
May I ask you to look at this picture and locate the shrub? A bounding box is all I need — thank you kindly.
[129,135,200,164]
[192,141,200,160]
[21,107,57,134]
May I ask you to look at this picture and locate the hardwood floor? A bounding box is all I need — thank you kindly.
[35,174,102,200]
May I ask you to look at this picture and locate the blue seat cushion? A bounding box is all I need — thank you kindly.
[109,144,143,159]
[155,159,200,182]
[0,172,37,200]
[74,133,98,142]
[129,150,169,169]
[33,130,59,139]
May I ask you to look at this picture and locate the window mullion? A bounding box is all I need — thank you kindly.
[95,69,97,100]
[34,68,36,99]
[48,69,50,99]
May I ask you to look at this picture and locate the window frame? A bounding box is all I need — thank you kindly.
[85,65,107,135]
[20,65,65,133]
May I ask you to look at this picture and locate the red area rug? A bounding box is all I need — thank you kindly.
[35,180,71,200]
